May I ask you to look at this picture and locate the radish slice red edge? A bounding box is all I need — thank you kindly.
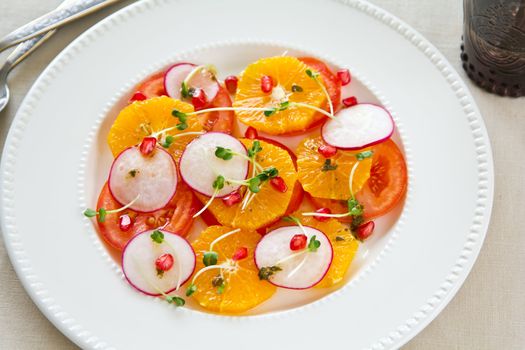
[254,225,333,290]
[108,147,177,213]
[179,132,249,198]
[321,103,394,150]
[164,62,219,102]
[122,230,196,296]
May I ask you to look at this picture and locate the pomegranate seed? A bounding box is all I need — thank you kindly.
[191,88,208,110]
[222,191,242,207]
[129,91,147,103]
[270,177,287,193]
[139,137,157,156]
[118,214,133,231]
[155,253,174,272]
[224,75,238,94]
[232,247,248,261]
[260,75,273,93]
[356,221,375,241]
[337,69,351,86]
[290,234,307,251]
[244,126,258,140]
[342,96,358,107]
[318,144,337,158]
[314,207,332,222]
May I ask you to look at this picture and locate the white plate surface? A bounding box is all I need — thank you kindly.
[0,0,493,349]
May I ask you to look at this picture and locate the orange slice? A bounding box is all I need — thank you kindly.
[107,96,203,159]
[190,226,275,313]
[233,56,328,135]
[272,213,359,288]
[196,139,297,230]
[297,136,372,200]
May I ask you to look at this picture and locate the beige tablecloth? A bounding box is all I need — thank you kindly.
[0,0,524,349]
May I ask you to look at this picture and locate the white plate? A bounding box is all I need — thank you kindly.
[0,0,493,349]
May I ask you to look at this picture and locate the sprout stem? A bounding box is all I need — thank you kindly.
[302,211,351,218]
[193,189,219,218]
[209,228,241,252]
[107,194,140,214]
[348,161,360,199]
[191,264,236,285]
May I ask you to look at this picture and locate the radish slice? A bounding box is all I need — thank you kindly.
[179,132,249,198]
[122,230,196,296]
[164,63,219,102]
[108,147,177,212]
[254,226,333,289]
[322,103,394,149]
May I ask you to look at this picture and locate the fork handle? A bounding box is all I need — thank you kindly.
[1,31,56,76]
[0,0,120,53]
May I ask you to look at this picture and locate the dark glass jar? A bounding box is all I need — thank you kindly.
[461,0,525,97]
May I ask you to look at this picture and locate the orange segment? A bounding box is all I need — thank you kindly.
[190,226,275,313]
[196,139,297,230]
[272,213,359,288]
[233,56,327,135]
[107,96,203,159]
[297,136,372,200]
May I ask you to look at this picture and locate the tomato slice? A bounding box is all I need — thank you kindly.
[197,86,234,133]
[310,139,407,220]
[136,71,166,98]
[96,181,200,250]
[298,57,341,111]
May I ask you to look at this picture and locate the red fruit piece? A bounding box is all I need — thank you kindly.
[290,234,307,251]
[342,96,358,107]
[155,253,174,272]
[222,191,242,207]
[260,75,273,93]
[119,214,133,231]
[270,177,288,193]
[191,88,208,110]
[139,137,157,156]
[232,246,248,261]
[337,69,351,86]
[356,221,375,240]
[244,126,258,140]
[314,207,331,222]
[318,143,337,158]
[224,75,238,94]
[129,91,147,103]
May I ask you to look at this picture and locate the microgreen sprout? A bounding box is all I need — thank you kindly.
[161,135,174,148]
[165,295,186,306]
[307,235,321,252]
[150,230,164,243]
[187,264,237,297]
[306,68,334,117]
[321,159,338,171]
[203,251,218,267]
[214,146,264,171]
[83,194,140,223]
[258,266,282,280]
[355,150,374,161]
[264,101,290,117]
[291,84,303,92]
[181,81,190,99]
[172,109,188,130]
[192,175,225,218]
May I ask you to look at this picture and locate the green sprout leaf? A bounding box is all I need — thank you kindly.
[282,215,301,225]
[215,147,234,160]
[83,208,97,218]
[180,82,190,99]
[291,84,303,92]
[356,150,374,161]
[150,230,164,244]
[203,251,218,267]
[217,283,226,294]
[161,135,174,149]
[258,266,282,280]
[278,101,290,111]
[172,109,188,130]
[308,235,321,252]
[97,208,107,223]
[248,177,261,193]
[248,140,262,158]
[186,284,197,297]
[321,159,338,172]
[166,295,185,306]
[264,108,276,117]
[347,198,364,217]
[306,69,320,79]
[213,175,225,190]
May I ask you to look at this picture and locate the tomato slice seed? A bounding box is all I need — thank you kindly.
[260,75,273,93]
[356,221,375,240]
[191,88,208,110]
[244,126,258,140]
[118,214,133,231]
[139,137,157,156]
[222,190,242,207]
[290,234,307,251]
[337,69,351,86]
[129,91,147,103]
[342,96,358,107]
[155,253,174,272]
[314,207,331,222]
[318,143,338,158]
[232,246,248,261]
[270,177,288,193]
[224,75,238,94]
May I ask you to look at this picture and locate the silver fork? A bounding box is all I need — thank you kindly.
[0,31,56,113]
